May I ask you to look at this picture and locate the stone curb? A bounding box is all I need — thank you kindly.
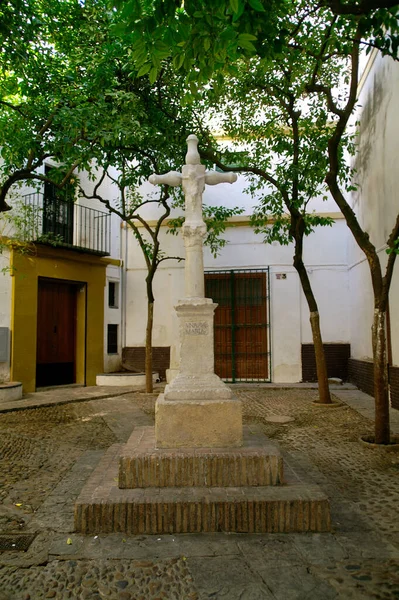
[0,383,355,414]
[0,389,140,414]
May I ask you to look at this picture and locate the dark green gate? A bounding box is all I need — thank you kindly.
[205,269,271,382]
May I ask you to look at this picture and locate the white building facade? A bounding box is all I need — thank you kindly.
[346,49,399,408]
[121,174,350,385]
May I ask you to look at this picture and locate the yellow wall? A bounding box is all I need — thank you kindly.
[10,245,107,392]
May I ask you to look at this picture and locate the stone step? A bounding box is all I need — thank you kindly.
[119,426,284,488]
[74,445,331,535]
[96,372,159,387]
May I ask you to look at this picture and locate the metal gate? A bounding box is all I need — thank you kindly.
[205,269,271,382]
[43,167,74,245]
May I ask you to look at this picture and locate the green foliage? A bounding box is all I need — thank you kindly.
[195,0,391,250]
[0,0,194,211]
[110,0,288,96]
[386,238,399,255]
[0,198,64,273]
[0,199,40,250]
[358,6,399,58]
[251,211,334,246]
[0,197,65,260]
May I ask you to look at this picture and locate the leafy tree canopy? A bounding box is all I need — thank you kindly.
[111,0,399,97]
[0,0,193,211]
[111,0,291,90]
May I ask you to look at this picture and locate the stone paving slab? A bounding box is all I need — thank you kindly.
[332,388,399,434]
[0,384,164,414]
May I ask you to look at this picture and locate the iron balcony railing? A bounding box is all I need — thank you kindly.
[22,192,111,256]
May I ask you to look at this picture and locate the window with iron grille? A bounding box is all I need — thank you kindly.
[107,324,118,354]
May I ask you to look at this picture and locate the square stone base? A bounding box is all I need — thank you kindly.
[119,426,283,488]
[74,443,331,535]
[155,394,243,448]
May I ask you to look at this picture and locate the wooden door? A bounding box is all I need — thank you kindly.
[205,271,269,381]
[205,274,233,379]
[36,279,77,387]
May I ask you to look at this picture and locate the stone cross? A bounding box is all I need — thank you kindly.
[149,134,242,449]
[149,134,237,298]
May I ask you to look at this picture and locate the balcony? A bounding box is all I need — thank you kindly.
[22,192,111,256]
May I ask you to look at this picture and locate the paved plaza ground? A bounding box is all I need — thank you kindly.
[0,384,398,599]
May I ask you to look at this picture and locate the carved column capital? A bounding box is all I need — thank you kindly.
[182,223,207,247]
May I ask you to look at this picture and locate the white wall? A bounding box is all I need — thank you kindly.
[348,51,399,366]
[77,167,123,371]
[124,208,350,382]
[300,221,349,345]
[104,264,122,373]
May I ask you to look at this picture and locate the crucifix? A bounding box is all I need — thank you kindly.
[148,134,243,449]
[149,134,237,299]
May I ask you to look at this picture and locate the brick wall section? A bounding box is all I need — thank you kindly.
[302,344,351,382]
[348,358,374,397]
[389,366,399,410]
[348,359,399,410]
[122,347,170,381]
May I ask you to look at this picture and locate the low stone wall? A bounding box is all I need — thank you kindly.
[122,347,170,382]
[348,358,399,411]
[348,358,374,397]
[0,382,23,403]
[390,366,399,410]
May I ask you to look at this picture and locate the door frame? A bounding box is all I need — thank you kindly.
[205,268,271,383]
[10,244,105,393]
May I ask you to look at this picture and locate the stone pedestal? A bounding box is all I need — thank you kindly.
[155,395,242,448]
[74,134,331,535]
[156,298,243,448]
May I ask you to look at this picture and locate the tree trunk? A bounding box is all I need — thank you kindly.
[372,308,390,444]
[145,300,154,393]
[292,230,332,404]
[309,310,331,404]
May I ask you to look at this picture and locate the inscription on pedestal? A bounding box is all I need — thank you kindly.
[185,321,209,335]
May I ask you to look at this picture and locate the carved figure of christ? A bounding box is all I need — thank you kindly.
[149,134,237,299]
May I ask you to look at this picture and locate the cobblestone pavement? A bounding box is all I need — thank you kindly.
[0,387,398,599]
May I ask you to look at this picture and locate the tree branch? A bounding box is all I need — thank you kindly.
[321,0,399,15]
[157,255,184,264]
[128,221,152,271]
[153,186,171,241]
[0,100,27,118]
[382,213,399,305]
[199,147,287,201]
[324,25,384,298]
